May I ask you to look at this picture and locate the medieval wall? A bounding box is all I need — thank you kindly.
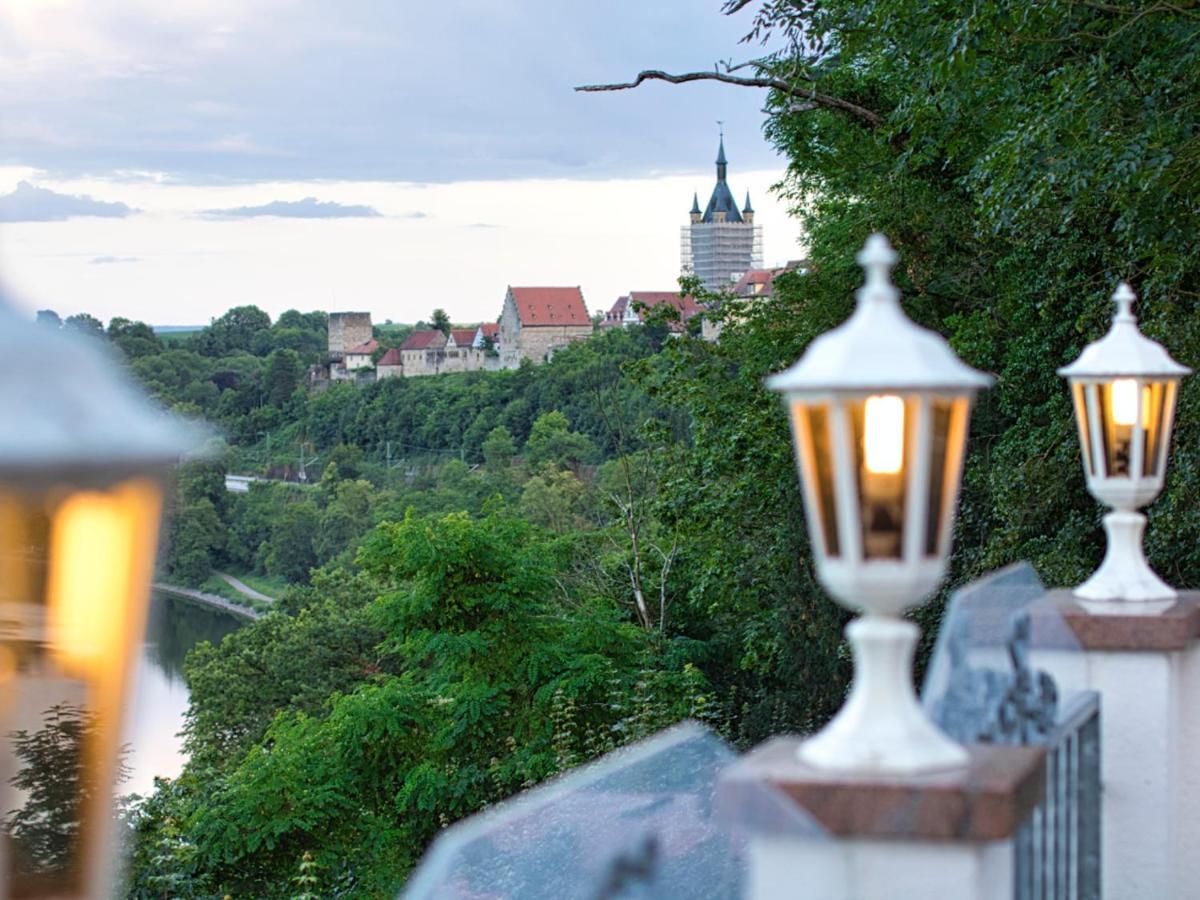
[328,312,373,358]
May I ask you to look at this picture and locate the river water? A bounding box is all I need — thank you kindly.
[122,591,243,796]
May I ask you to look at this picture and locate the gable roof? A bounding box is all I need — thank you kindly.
[477,322,500,338]
[603,295,630,324]
[508,287,590,327]
[733,267,786,297]
[628,291,704,329]
[400,330,447,351]
[377,347,403,366]
[345,338,379,355]
[450,328,477,347]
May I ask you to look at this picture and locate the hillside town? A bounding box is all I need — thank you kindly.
[320,137,802,382]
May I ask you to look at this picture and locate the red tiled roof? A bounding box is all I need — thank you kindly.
[629,291,703,320]
[733,268,785,297]
[509,286,590,326]
[345,338,379,355]
[477,322,500,338]
[400,330,446,351]
[377,347,403,366]
[450,328,477,347]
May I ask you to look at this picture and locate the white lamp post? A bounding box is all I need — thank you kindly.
[0,303,200,897]
[767,234,993,774]
[1058,283,1190,601]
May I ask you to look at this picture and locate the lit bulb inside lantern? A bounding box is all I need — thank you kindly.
[864,395,905,474]
[1111,378,1139,427]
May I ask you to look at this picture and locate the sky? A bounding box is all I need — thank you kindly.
[0,0,804,326]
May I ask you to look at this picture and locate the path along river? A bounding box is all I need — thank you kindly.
[122,590,244,795]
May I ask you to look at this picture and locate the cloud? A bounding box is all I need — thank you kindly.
[399,210,428,219]
[0,1,782,184]
[89,255,140,264]
[467,222,501,229]
[0,181,135,222]
[201,196,381,219]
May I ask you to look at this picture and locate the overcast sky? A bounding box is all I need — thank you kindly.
[0,1,804,325]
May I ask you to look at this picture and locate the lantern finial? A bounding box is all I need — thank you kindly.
[1113,282,1136,324]
[855,233,899,304]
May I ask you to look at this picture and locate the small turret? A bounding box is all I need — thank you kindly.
[743,191,755,224]
[690,192,702,223]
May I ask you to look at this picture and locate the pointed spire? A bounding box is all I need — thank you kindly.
[743,191,754,213]
[691,192,701,215]
[715,129,728,182]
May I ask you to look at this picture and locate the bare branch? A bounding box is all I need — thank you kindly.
[575,69,884,129]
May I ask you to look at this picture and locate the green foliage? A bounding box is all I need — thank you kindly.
[130,511,704,895]
[430,308,451,335]
[523,410,596,470]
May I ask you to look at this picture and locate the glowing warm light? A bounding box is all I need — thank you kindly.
[1111,379,1139,427]
[864,395,905,474]
[45,480,160,676]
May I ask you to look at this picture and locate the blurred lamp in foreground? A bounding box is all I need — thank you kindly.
[767,234,993,774]
[1058,283,1190,601]
[0,303,198,898]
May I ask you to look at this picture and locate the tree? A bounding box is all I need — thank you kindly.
[63,313,104,337]
[481,424,517,472]
[523,411,595,471]
[430,308,451,335]
[34,309,61,328]
[264,348,302,407]
[266,501,320,583]
[5,704,128,883]
[170,497,225,584]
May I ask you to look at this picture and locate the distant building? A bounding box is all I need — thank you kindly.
[681,136,763,291]
[732,267,789,299]
[399,329,448,377]
[343,339,378,370]
[601,291,703,333]
[377,347,404,379]
[498,286,592,368]
[474,322,500,351]
[328,312,373,361]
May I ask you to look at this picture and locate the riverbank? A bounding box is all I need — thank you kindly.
[153,582,264,620]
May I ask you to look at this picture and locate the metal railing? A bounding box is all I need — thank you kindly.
[1013,691,1101,900]
[925,598,1102,900]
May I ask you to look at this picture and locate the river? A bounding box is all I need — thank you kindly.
[122,590,244,796]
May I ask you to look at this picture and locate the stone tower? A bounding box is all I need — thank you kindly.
[680,135,763,291]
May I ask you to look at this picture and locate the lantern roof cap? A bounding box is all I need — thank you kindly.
[766,234,993,394]
[1057,283,1191,380]
[0,300,208,484]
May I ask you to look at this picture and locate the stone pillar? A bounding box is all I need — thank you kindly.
[717,739,1045,900]
[1030,591,1200,900]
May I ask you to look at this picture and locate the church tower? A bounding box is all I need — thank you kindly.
[681,134,763,290]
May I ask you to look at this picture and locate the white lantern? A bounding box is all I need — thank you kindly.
[767,234,993,774]
[0,303,201,897]
[1058,283,1190,601]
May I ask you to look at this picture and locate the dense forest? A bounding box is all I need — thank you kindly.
[40,0,1200,895]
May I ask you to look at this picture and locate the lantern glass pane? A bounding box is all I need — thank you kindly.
[1157,381,1178,475]
[852,395,908,559]
[0,478,161,896]
[1097,382,1120,476]
[793,402,840,557]
[1071,383,1094,477]
[925,397,970,557]
[1096,379,1170,479]
[1142,381,1167,477]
